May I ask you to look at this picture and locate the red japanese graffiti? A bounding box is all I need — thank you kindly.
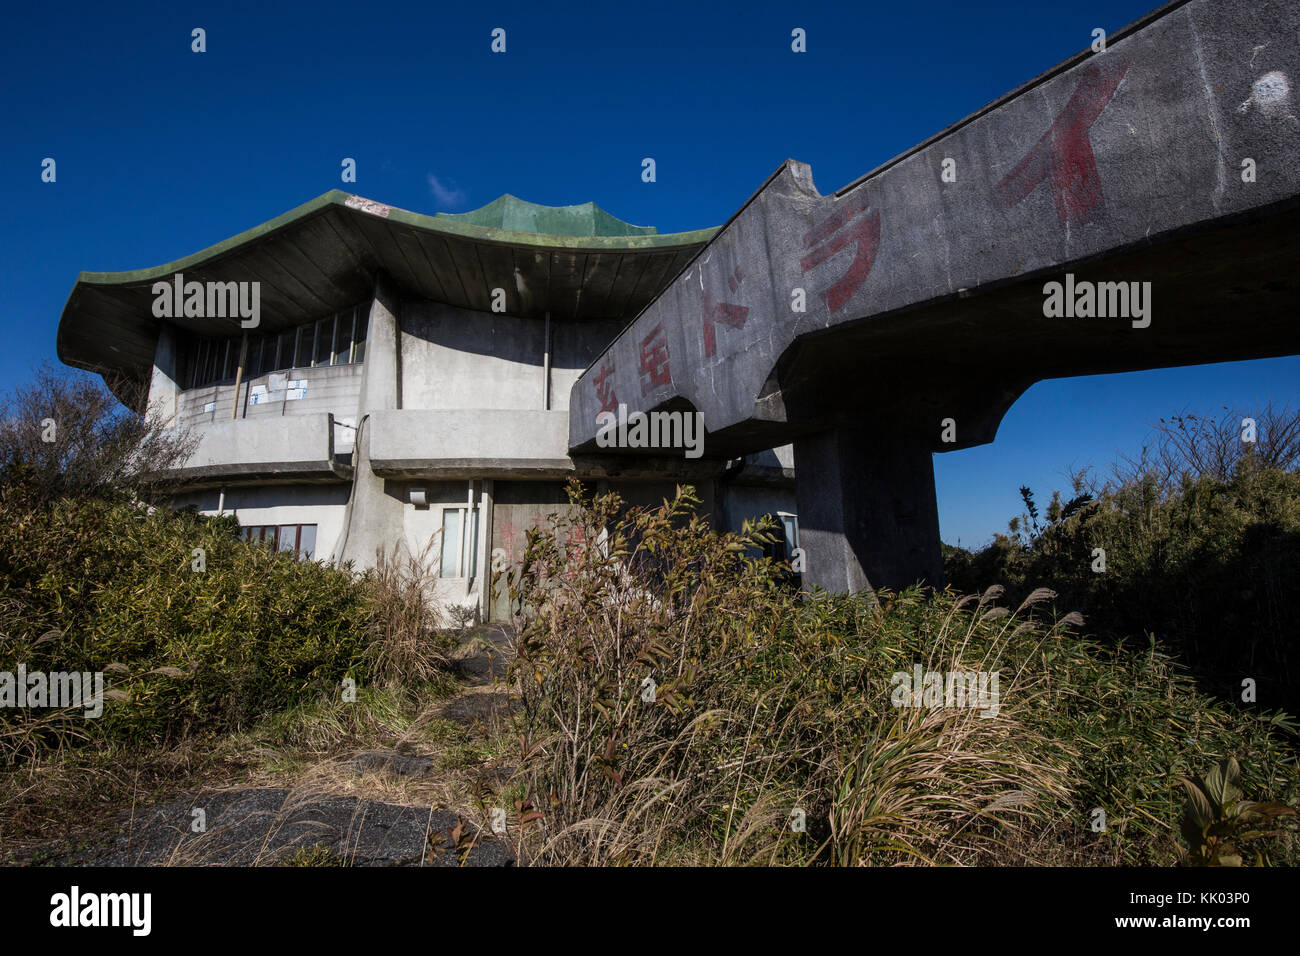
[562,524,588,580]
[702,265,749,358]
[496,519,517,564]
[592,360,619,414]
[639,323,671,396]
[994,61,1129,228]
[800,197,882,312]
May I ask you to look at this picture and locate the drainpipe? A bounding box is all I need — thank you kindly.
[464,479,476,598]
[542,310,552,410]
[230,332,248,420]
[479,479,494,622]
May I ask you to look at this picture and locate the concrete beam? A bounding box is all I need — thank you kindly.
[567,0,1300,594]
[569,0,1300,459]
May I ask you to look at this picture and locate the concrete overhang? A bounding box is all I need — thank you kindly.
[160,413,338,488]
[368,409,576,478]
[57,191,718,410]
[366,408,729,481]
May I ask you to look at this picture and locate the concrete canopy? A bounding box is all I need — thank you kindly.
[56,190,718,409]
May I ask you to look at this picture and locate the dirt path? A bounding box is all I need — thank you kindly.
[14,626,521,867]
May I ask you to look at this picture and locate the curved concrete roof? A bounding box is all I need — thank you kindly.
[434,194,663,238]
[57,190,718,408]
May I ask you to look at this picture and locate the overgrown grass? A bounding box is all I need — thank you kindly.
[497,482,1299,866]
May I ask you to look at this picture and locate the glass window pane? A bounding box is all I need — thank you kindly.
[467,509,479,578]
[295,321,309,366]
[440,509,461,577]
[781,515,798,551]
[276,330,292,371]
[333,314,352,366]
[298,525,317,560]
[191,339,204,387]
[277,525,297,553]
[247,336,264,379]
[352,308,366,364]
[314,319,332,366]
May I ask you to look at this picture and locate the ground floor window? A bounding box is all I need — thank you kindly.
[756,512,799,563]
[240,524,318,559]
[778,512,799,560]
[440,507,479,578]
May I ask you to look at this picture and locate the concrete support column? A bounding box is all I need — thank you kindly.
[331,277,407,567]
[793,427,943,595]
[147,324,180,428]
[361,275,403,412]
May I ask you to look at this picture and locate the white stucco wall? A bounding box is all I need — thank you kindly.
[169,483,351,562]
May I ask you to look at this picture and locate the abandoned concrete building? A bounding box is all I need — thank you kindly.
[56,0,1300,611]
[55,192,798,621]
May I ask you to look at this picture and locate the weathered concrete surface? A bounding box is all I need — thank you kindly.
[22,787,511,867]
[793,428,942,593]
[368,408,575,478]
[569,0,1300,592]
[366,408,733,481]
[145,325,180,428]
[167,412,335,485]
[572,0,1300,453]
[331,281,410,567]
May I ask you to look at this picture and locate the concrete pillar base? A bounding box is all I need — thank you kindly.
[793,427,943,595]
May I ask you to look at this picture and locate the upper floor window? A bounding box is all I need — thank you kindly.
[185,303,367,389]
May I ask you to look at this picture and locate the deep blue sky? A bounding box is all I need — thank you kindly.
[2,0,1295,547]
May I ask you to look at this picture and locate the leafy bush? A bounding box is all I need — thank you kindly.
[946,442,1300,711]
[0,365,453,764]
[1178,757,1297,866]
[0,493,375,758]
[500,482,1299,866]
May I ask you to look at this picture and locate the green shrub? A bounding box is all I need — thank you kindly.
[946,463,1300,711]
[0,365,451,765]
[0,492,372,757]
